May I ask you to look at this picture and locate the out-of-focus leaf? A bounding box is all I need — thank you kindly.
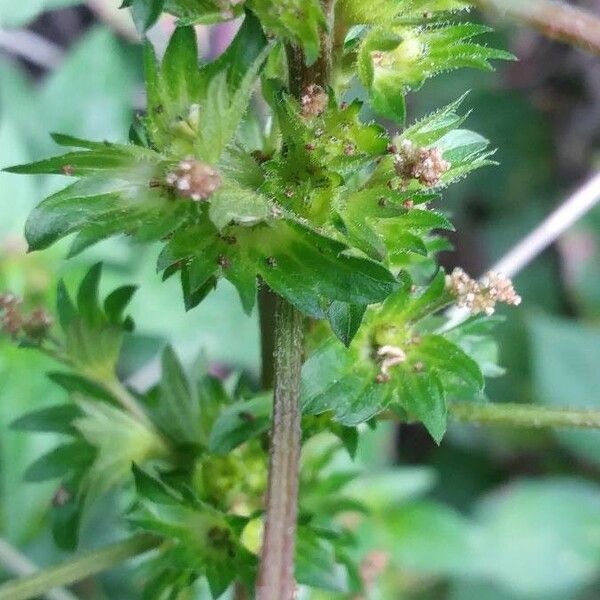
[529,313,600,466]
[208,394,271,455]
[295,527,349,592]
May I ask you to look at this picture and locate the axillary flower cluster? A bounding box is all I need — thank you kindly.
[165,157,222,201]
[0,293,53,341]
[394,139,451,188]
[446,267,522,316]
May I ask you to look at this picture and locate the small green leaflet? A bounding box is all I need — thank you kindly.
[248,0,326,65]
[302,271,488,442]
[160,217,399,317]
[357,22,514,122]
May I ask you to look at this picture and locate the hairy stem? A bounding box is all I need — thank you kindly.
[0,535,159,600]
[256,298,304,600]
[476,0,600,55]
[0,538,79,600]
[257,5,334,598]
[258,283,278,390]
[449,401,600,429]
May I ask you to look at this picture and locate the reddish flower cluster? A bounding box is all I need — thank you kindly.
[394,140,450,187]
[166,158,222,201]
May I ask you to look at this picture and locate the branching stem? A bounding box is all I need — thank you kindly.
[0,535,159,600]
[476,0,600,56]
[449,401,600,429]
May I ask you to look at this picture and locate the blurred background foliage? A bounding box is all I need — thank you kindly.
[0,2,599,599]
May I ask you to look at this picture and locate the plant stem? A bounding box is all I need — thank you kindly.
[0,538,80,600]
[256,298,304,600]
[476,0,600,55]
[258,283,278,390]
[257,5,335,598]
[0,535,159,600]
[449,401,600,429]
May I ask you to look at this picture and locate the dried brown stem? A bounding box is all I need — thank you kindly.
[477,0,600,55]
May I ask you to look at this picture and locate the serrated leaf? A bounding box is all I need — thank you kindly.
[208,395,271,454]
[301,342,387,425]
[394,369,447,443]
[249,220,399,316]
[326,301,367,347]
[414,334,485,391]
[248,0,326,65]
[74,399,168,495]
[196,44,271,162]
[359,23,512,122]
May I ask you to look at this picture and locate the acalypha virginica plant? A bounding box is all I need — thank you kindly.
[5,1,584,599]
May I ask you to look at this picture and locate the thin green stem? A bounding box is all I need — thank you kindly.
[0,535,159,600]
[449,401,600,429]
[0,538,79,600]
[103,377,155,431]
[256,298,304,600]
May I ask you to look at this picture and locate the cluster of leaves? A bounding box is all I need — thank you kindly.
[4,0,517,596]
[9,267,379,596]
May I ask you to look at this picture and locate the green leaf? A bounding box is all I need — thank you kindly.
[393,369,447,443]
[296,527,349,592]
[301,342,387,425]
[248,0,326,65]
[208,394,271,454]
[164,218,399,319]
[123,0,165,31]
[20,146,171,251]
[11,405,82,435]
[56,279,77,330]
[158,346,201,445]
[77,262,103,326]
[195,45,271,163]
[132,463,182,504]
[529,314,600,466]
[74,399,169,495]
[104,285,137,324]
[249,220,399,316]
[414,335,485,392]
[47,372,118,403]
[326,301,366,347]
[358,23,513,122]
[24,441,96,482]
[208,181,271,230]
[164,0,245,24]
